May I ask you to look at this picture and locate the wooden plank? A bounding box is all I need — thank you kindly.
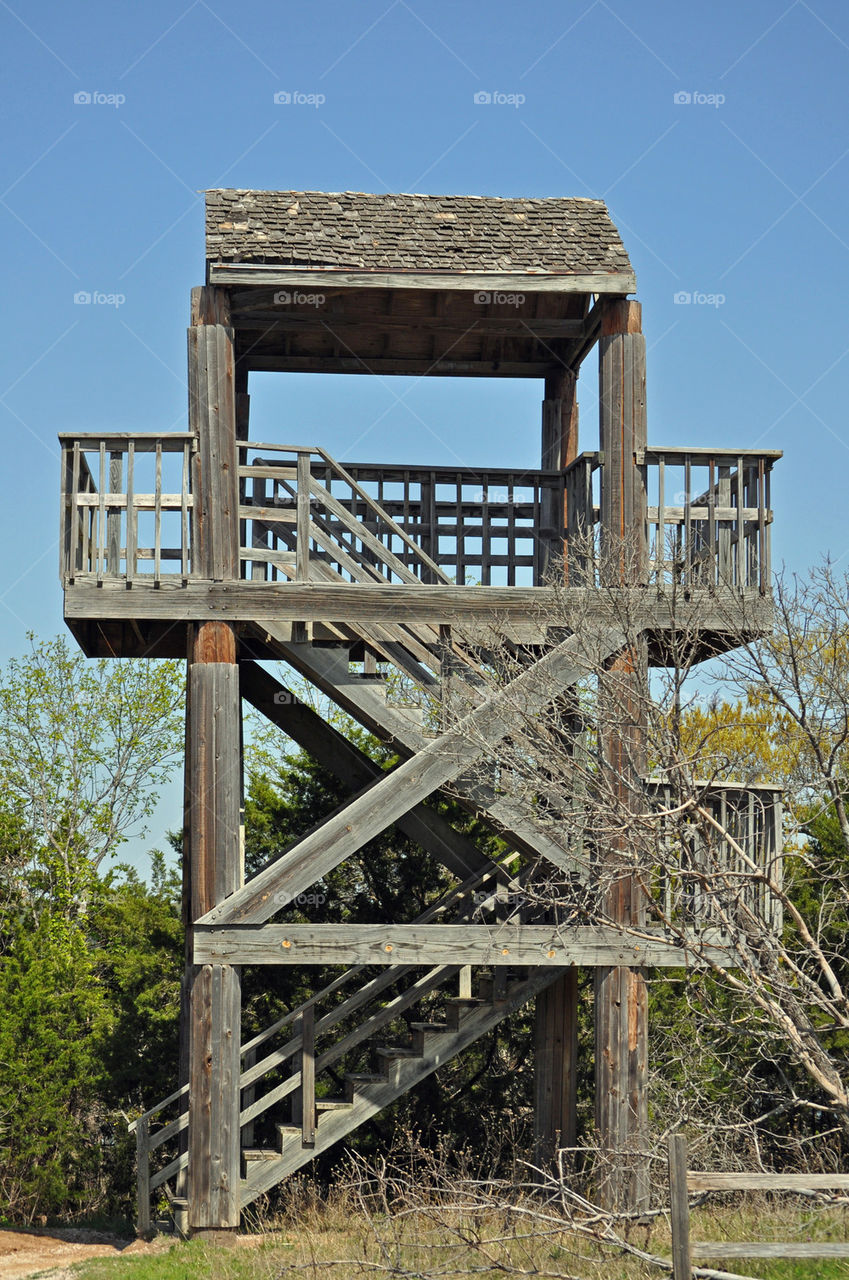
[668,1135,692,1280]
[691,1242,849,1259]
[193,923,732,968]
[688,1172,849,1192]
[198,627,624,926]
[210,264,636,292]
[62,579,775,632]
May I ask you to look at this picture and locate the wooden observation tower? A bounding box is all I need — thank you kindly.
[59,189,782,1232]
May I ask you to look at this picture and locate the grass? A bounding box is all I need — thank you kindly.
[62,1197,849,1280]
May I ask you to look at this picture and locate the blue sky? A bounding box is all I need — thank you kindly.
[2,0,848,866]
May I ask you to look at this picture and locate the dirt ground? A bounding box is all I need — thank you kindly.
[0,1228,157,1280]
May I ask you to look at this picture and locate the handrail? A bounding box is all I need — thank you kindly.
[130,850,520,1147]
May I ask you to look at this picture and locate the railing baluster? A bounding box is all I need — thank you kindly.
[300,1005,316,1147]
[69,444,81,581]
[126,443,136,583]
[180,441,189,582]
[297,452,311,582]
[153,441,162,584]
[97,442,106,584]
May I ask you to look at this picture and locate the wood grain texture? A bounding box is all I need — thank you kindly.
[193,924,732,968]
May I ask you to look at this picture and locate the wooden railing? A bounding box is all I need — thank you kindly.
[60,436,779,596]
[59,433,195,582]
[240,449,563,588]
[565,448,781,593]
[647,780,783,933]
[238,443,451,589]
[668,1134,849,1277]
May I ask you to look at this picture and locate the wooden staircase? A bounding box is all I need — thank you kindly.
[239,966,558,1208]
[130,446,624,1224]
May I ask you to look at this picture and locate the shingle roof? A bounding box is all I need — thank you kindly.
[205,189,632,275]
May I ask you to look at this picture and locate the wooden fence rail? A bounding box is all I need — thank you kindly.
[667,1134,849,1278]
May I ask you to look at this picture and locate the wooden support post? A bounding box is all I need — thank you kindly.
[595,298,650,1213]
[540,369,579,581]
[534,969,578,1170]
[136,1114,151,1238]
[184,285,243,1235]
[187,621,242,1232]
[535,368,580,1176]
[668,1134,692,1280]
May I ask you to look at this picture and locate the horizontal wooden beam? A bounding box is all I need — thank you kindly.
[243,355,555,377]
[63,579,774,634]
[232,313,589,338]
[687,1172,849,1192]
[209,264,636,294]
[193,923,731,968]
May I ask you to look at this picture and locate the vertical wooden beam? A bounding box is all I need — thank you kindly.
[187,620,242,1232]
[184,284,243,1234]
[136,1115,151,1238]
[668,1134,692,1280]
[534,969,578,1169]
[595,298,650,1213]
[535,368,580,1174]
[189,286,240,582]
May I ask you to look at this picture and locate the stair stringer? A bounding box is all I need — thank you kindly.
[239,965,563,1207]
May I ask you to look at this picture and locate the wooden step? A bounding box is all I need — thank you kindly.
[241,1148,280,1176]
[444,996,486,1030]
[409,1020,450,1053]
[344,1072,385,1102]
[375,1044,420,1060]
[316,1098,352,1112]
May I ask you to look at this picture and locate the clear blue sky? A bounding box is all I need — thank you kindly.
[2,0,847,866]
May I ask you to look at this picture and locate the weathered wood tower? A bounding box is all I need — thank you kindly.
[60,189,782,1231]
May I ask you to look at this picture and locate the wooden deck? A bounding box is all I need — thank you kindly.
[59,433,779,660]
